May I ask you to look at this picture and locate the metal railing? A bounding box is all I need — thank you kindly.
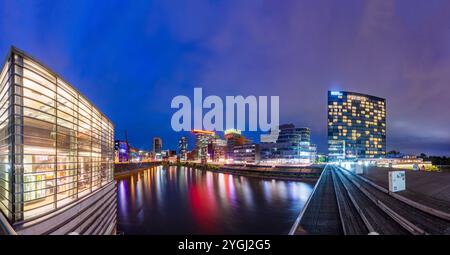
[0,212,17,235]
[288,164,329,235]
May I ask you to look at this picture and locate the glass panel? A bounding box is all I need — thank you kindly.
[23,78,55,99]
[0,58,11,219]
[22,68,56,92]
[7,54,115,221]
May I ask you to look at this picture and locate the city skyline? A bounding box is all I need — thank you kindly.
[1,1,450,156]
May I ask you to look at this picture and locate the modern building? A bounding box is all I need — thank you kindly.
[152,137,162,160]
[224,129,248,160]
[260,124,313,164]
[114,140,129,163]
[178,136,188,160]
[128,146,141,163]
[309,144,318,163]
[137,150,151,162]
[191,129,215,164]
[0,47,116,235]
[208,136,227,162]
[327,91,386,161]
[233,144,261,163]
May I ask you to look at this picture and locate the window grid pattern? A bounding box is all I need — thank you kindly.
[0,50,114,223]
[0,56,12,220]
[327,91,386,160]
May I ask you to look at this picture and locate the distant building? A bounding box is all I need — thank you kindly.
[224,129,248,160]
[129,146,140,162]
[192,129,215,164]
[152,137,162,160]
[309,144,318,163]
[327,91,386,161]
[208,136,227,162]
[114,140,129,163]
[138,150,151,162]
[178,136,188,160]
[260,124,313,164]
[234,144,261,163]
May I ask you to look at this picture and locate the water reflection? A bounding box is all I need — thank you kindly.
[117,166,314,235]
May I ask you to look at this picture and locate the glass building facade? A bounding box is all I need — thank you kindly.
[260,124,313,164]
[327,91,386,161]
[0,47,115,225]
[178,136,188,160]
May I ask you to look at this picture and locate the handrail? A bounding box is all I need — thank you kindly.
[0,211,17,235]
[288,164,329,235]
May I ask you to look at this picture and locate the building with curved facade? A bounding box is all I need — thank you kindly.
[0,47,116,235]
[327,91,386,161]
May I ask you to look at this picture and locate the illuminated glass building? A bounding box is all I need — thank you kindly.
[152,137,162,160]
[178,136,188,160]
[208,135,227,162]
[260,124,312,164]
[0,47,116,234]
[114,140,129,163]
[224,129,251,160]
[152,137,162,154]
[327,91,386,161]
[191,129,215,163]
[233,144,260,163]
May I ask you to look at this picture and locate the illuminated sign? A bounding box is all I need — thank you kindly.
[330,91,343,96]
[224,129,241,135]
[191,129,215,135]
[348,95,367,101]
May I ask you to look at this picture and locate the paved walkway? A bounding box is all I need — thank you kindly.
[362,167,450,212]
[294,166,343,235]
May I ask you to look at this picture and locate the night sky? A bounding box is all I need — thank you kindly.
[1,0,449,156]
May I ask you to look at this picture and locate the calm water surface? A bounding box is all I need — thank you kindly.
[117,166,314,235]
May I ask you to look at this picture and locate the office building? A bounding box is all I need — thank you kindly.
[114,140,129,163]
[260,124,313,164]
[327,91,386,161]
[309,144,317,163]
[233,144,261,163]
[152,137,162,154]
[208,136,227,162]
[224,129,248,160]
[137,150,151,162]
[192,129,215,164]
[0,47,116,234]
[178,136,188,160]
[152,137,162,160]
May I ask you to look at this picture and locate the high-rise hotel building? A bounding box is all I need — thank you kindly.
[0,47,116,235]
[328,91,386,161]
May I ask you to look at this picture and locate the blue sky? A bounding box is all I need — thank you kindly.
[1,0,450,155]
